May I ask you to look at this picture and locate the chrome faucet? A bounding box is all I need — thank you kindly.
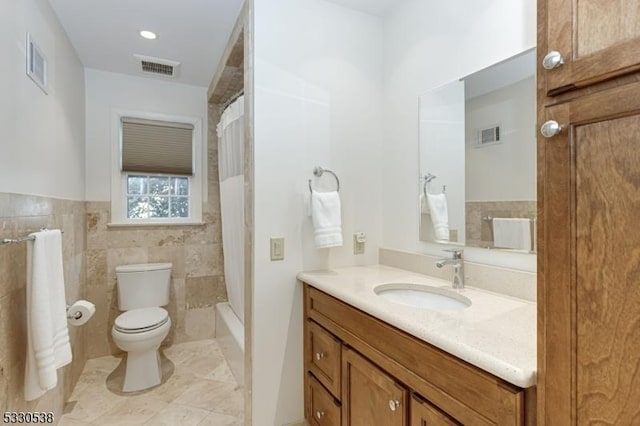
[435,249,464,290]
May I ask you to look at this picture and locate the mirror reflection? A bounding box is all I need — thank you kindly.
[419,49,536,252]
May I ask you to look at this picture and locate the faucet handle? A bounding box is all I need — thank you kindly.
[443,248,463,259]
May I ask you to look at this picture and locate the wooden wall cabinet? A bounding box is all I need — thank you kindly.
[303,284,535,425]
[542,0,640,95]
[539,1,640,424]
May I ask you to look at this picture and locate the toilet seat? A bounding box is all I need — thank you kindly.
[114,307,169,334]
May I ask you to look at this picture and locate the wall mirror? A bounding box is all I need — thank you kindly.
[419,48,536,253]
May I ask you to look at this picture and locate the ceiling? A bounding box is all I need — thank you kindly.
[48,0,244,87]
[323,0,397,16]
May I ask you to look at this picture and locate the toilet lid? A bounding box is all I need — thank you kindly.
[115,307,169,332]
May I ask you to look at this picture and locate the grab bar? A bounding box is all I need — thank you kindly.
[308,166,340,193]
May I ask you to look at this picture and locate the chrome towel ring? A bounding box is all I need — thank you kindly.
[308,166,340,193]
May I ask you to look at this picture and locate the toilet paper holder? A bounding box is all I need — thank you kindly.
[66,304,83,320]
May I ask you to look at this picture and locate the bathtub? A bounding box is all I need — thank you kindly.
[215,302,244,385]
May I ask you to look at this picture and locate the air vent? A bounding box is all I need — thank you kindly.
[134,54,180,78]
[475,125,501,147]
[26,33,48,94]
[141,61,173,75]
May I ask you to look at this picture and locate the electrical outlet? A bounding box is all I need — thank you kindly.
[353,233,365,255]
[270,237,284,261]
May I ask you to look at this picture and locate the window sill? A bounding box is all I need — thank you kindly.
[107,222,205,228]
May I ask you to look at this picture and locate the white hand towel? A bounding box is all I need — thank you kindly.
[426,193,450,241]
[492,218,532,251]
[25,230,72,401]
[420,193,430,214]
[311,191,343,248]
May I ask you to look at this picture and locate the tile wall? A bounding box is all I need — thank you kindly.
[0,194,86,417]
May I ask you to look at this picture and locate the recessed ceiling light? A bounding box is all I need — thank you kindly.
[139,30,157,40]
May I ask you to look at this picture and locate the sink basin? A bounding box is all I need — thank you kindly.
[374,283,471,311]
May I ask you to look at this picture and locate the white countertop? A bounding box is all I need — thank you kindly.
[297,265,536,388]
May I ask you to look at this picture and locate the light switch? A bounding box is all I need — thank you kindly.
[353,233,366,255]
[270,237,285,261]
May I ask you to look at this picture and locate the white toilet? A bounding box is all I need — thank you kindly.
[111,263,172,392]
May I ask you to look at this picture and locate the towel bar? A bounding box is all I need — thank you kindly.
[2,228,64,245]
[308,166,340,193]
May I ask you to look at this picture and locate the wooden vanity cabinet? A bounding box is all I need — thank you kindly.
[542,0,640,95]
[303,284,535,425]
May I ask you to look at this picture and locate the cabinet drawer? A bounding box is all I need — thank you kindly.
[307,320,341,399]
[309,374,341,426]
[411,394,460,426]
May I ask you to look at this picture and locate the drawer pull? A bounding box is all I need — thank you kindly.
[388,399,401,411]
[316,410,325,419]
[315,352,325,360]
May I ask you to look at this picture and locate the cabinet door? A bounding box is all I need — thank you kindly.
[410,394,460,426]
[342,347,408,426]
[539,83,640,424]
[542,0,640,94]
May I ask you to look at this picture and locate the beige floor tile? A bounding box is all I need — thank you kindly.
[142,403,210,426]
[57,417,94,426]
[64,384,127,423]
[206,360,237,384]
[174,350,226,379]
[64,339,243,425]
[174,378,243,416]
[197,412,244,426]
[141,373,194,403]
[96,396,169,425]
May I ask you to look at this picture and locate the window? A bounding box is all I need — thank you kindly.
[110,111,203,225]
[126,175,190,219]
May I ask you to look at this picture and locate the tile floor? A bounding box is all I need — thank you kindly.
[58,339,243,426]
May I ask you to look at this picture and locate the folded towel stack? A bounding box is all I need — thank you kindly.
[492,218,532,251]
[25,229,72,401]
[311,191,343,248]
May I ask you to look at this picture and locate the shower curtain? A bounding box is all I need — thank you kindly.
[217,95,245,324]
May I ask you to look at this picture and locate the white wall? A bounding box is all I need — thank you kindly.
[0,0,85,200]
[381,0,537,271]
[84,69,207,201]
[253,0,383,423]
[465,77,536,202]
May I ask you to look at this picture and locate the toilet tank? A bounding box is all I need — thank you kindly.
[115,263,172,310]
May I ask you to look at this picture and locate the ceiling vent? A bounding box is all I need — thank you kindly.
[134,54,180,78]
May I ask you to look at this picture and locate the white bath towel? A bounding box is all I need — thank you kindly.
[426,193,450,241]
[311,191,343,248]
[493,218,532,251]
[25,229,72,401]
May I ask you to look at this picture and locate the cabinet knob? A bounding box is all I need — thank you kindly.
[316,410,325,419]
[541,120,564,138]
[315,352,325,361]
[388,399,401,411]
[543,51,565,70]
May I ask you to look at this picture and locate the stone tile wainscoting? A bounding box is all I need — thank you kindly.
[0,193,87,418]
[84,204,227,358]
[465,201,536,249]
